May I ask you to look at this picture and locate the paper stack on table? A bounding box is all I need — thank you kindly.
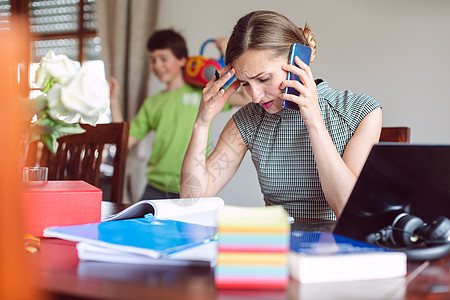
[214,206,290,290]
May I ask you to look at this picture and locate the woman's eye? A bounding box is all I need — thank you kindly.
[242,82,250,87]
[258,77,270,83]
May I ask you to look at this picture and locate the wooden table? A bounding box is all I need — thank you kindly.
[30,202,450,300]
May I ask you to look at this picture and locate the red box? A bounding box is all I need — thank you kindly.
[21,180,102,237]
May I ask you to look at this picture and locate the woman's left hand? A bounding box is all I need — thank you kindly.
[280,57,321,127]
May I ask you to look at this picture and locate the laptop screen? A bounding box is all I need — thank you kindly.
[333,144,450,243]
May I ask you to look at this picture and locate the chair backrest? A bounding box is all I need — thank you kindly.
[39,122,129,203]
[380,127,410,143]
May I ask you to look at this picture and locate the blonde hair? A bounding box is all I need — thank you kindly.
[299,25,317,62]
[225,11,317,65]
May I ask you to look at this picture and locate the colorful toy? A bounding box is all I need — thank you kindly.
[184,39,226,87]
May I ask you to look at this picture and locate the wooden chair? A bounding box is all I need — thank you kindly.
[380,127,410,143]
[38,122,129,203]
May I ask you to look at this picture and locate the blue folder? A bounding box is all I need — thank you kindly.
[43,216,217,259]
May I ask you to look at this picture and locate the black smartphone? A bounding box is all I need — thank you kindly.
[282,43,312,110]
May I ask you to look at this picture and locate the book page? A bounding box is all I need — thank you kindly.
[102,197,224,226]
[101,202,155,221]
[154,197,224,226]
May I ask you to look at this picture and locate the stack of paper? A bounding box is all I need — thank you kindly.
[215,206,290,289]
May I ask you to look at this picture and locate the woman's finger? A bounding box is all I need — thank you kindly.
[216,64,233,77]
[214,68,234,91]
[204,67,235,101]
[294,56,314,85]
[204,64,232,93]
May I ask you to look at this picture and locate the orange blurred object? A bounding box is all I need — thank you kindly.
[0,18,44,300]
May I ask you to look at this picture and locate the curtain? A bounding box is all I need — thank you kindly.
[97,0,159,119]
[97,0,160,203]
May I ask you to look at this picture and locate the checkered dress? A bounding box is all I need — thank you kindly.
[233,80,381,220]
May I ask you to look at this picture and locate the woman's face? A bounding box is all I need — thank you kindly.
[232,49,287,114]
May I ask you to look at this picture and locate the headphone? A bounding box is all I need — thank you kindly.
[366,213,450,261]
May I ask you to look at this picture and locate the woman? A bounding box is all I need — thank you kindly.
[181,10,382,220]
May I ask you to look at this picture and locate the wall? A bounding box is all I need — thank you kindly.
[150,0,450,206]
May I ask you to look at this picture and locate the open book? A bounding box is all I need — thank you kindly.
[102,197,224,226]
[43,197,225,263]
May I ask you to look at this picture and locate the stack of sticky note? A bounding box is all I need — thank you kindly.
[214,206,290,290]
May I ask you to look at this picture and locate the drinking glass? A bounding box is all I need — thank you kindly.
[23,167,48,181]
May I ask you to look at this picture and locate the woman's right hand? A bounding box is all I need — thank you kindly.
[196,65,240,127]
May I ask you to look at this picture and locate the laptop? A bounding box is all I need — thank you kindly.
[333,143,450,243]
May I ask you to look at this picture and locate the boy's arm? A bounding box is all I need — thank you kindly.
[108,76,139,149]
[128,136,139,149]
[108,76,124,122]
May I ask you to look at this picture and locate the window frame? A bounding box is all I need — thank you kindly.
[9,0,98,92]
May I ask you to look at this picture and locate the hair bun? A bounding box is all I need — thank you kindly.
[298,24,317,63]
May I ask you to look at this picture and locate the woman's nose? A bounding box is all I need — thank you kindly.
[249,85,264,103]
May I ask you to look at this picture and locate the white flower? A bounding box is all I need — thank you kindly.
[46,64,110,126]
[35,50,78,89]
[32,50,110,153]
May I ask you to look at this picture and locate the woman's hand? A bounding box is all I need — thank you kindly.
[280,57,322,127]
[196,65,240,127]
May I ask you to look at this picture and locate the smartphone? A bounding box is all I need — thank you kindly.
[282,43,312,110]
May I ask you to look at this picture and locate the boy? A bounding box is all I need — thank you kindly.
[109,29,247,200]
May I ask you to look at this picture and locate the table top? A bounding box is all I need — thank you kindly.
[30,202,450,300]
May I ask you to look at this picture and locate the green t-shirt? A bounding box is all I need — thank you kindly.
[130,84,230,194]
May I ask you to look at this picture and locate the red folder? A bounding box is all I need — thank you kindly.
[21,180,102,237]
